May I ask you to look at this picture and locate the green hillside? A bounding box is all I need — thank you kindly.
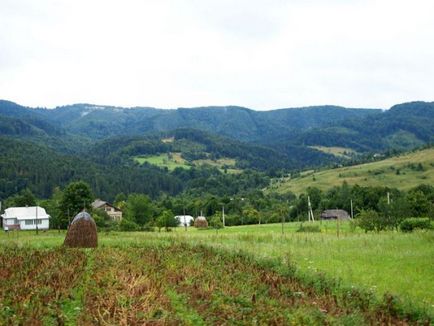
[134,153,191,171]
[134,152,242,173]
[269,147,434,195]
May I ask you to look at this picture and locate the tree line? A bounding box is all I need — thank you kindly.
[2,180,433,232]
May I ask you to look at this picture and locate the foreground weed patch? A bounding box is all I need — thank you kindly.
[0,246,86,324]
[0,242,431,325]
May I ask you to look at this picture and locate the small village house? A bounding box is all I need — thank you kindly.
[175,215,194,227]
[1,206,50,231]
[91,199,122,221]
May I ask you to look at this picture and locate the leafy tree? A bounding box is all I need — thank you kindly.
[5,188,36,208]
[114,193,127,210]
[39,187,63,229]
[242,206,260,224]
[357,209,383,232]
[125,193,154,226]
[406,190,432,217]
[378,195,411,229]
[119,218,140,231]
[93,209,114,229]
[209,214,223,230]
[156,210,177,231]
[59,181,94,228]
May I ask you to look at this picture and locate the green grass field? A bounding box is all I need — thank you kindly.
[134,152,242,173]
[270,147,434,195]
[134,153,191,170]
[310,146,357,158]
[1,221,433,323]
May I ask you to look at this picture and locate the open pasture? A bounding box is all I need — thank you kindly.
[271,147,434,195]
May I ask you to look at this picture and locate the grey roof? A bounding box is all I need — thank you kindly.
[91,199,122,211]
[321,209,350,219]
[91,199,107,209]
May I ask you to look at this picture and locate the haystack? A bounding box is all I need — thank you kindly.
[64,211,98,248]
[194,216,208,228]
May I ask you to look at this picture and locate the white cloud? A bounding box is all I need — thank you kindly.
[0,0,433,109]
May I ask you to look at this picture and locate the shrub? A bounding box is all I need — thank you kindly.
[399,218,432,232]
[119,218,140,231]
[209,215,223,229]
[296,224,321,233]
[356,209,384,232]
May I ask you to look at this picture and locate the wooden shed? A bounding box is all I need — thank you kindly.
[320,209,350,220]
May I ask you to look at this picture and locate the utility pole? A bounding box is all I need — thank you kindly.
[183,205,187,231]
[222,205,225,228]
[35,205,39,235]
[307,196,315,222]
[387,192,390,205]
[350,199,354,219]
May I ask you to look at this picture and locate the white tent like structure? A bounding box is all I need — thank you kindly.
[175,215,194,227]
[1,206,50,231]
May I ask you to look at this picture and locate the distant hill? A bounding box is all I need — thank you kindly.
[295,102,434,151]
[1,100,379,142]
[267,147,434,195]
[88,128,336,172]
[0,136,183,200]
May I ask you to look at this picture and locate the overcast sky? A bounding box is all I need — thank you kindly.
[1,0,433,110]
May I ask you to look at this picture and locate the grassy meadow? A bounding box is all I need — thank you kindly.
[310,146,357,159]
[1,221,433,324]
[134,153,242,173]
[134,153,190,171]
[270,147,434,195]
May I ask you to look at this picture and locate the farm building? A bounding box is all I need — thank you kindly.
[320,209,350,220]
[175,215,194,227]
[91,199,122,221]
[1,206,50,231]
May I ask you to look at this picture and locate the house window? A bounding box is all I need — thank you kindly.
[34,219,42,225]
[25,220,34,225]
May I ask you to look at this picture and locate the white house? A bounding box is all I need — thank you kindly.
[1,206,50,231]
[175,215,194,227]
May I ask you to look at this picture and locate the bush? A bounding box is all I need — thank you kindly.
[119,218,140,231]
[400,218,432,232]
[356,209,384,232]
[296,224,321,233]
[209,215,223,229]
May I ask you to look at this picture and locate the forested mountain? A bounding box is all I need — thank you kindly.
[295,102,434,151]
[2,100,433,154]
[0,137,183,200]
[88,129,336,171]
[0,99,433,200]
[1,100,379,142]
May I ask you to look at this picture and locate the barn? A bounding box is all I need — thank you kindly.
[320,209,350,220]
